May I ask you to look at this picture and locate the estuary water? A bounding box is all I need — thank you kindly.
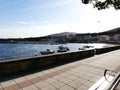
[0,43,108,60]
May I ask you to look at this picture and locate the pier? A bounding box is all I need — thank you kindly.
[0,46,120,90]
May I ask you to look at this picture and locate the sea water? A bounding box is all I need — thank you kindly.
[0,43,108,60]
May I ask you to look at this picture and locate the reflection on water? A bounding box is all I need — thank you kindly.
[0,43,111,60]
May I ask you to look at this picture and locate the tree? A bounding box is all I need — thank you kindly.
[82,0,120,10]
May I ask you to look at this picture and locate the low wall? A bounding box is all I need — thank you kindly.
[0,49,94,77]
[96,45,120,54]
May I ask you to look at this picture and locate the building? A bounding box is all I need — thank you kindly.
[114,34,120,41]
[97,35,110,42]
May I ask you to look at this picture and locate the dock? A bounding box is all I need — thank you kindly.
[0,49,120,90]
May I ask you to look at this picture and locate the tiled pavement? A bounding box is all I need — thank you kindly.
[0,49,120,90]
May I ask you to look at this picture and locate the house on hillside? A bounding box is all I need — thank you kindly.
[83,34,92,41]
[50,32,76,43]
[75,34,84,42]
[109,35,114,41]
[97,35,110,42]
[114,34,120,41]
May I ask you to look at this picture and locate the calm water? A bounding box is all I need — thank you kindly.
[0,43,108,60]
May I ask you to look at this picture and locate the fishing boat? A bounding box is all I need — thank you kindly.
[78,48,85,50]
[57,45,69,52]
[83,45,94,48]
[40,49,55,55]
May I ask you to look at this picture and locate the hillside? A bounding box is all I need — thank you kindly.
[101,27,120,35]
[48,32,76,37]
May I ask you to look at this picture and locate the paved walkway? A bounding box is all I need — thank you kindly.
[0,49,120,90]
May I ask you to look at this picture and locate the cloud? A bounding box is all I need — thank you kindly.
[16,21,36,25]
[16,20,50,25]
[16,21,29,25]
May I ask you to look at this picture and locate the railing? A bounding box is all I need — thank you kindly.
[106,71,120,90]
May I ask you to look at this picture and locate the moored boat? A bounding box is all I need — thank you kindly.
[57,45,69,52]
[78,48,85,50]
[83,45,94,48]
[40,49,55,55]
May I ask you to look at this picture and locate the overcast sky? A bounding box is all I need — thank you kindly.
[0,0,120,38]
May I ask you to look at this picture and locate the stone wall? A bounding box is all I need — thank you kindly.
[0,49,94,77]
[96,46,120,54]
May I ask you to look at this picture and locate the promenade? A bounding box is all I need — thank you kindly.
[0,49,120,90]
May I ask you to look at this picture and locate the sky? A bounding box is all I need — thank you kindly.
[0,0,120,38]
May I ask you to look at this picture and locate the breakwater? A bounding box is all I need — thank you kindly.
[0,46,120,77]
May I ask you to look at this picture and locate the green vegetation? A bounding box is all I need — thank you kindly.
[82,0,120,10]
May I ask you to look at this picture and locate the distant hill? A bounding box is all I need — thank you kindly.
[101,27,120,35]
[48,32,76,37]
[0,27,120,40]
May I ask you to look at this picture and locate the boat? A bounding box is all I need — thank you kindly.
[78,48,85,50]
[40,49,55,55]
[57,45,69,52]
[79,45,94,50]
[83,45,94,48]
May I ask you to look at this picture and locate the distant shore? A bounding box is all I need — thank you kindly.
[0,41,119,45]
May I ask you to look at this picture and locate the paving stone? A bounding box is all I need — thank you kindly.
[83,81,94,87]
[47,72,59,78]
[18,80,32,88]
[78,85,89,90]
[35,81,49,88]
[39,74,50,80]
[22,85,39,90]
[0,84,3,90]
[34,72,45,77]
[44,78,57,83]
[67,80,83,89]
[74,77,87,84]
[64,74,78,80]
[14,77,28,83]
[89,75,102,83]
[66,71,77,75]
[25,74,38,80]
[59,85,75,90]
[75,71,87,76]
[1,80,16,87]
[53,75,64,80]
[59,73,70,78]
[3,84,21,90]
[80,74,93,80]
[42,70,52,74]
[50,80,65,88]
[41,85,57,90]
[0,84,2,88]
[56,77,73,84]
[30,77,43,84]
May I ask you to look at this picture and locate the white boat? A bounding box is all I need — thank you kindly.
[40,49,55,55]
[78,48,85,50]
[83,45,94,48]
[57,45,69,52]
